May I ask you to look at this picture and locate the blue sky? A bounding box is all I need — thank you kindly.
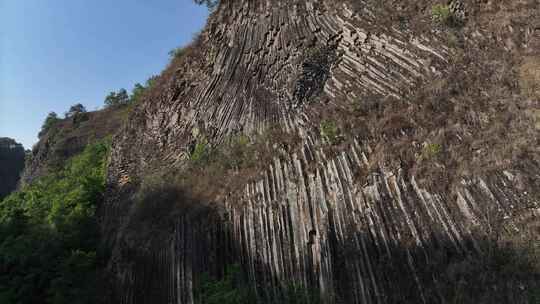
[1,0,208,149]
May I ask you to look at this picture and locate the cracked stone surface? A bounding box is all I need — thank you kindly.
[101,1,540,303]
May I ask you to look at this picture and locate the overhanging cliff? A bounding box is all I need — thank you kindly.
[102,0,540,303]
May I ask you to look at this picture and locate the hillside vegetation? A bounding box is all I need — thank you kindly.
[3,0,539,303]
[0,140,109,304]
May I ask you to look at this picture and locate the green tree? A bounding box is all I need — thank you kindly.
[169,47,185,60]
[0,140,110,304]
[129,76,158,104]
[145,75,158,88]
[65,103,87,118]
[193,0,219,9]
[39,112,61,137]
[104,88,130,108]
[130,83,146,103]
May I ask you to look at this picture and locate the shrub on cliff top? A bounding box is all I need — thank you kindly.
[39,111,61,137]
[193,0,219,10]
[65,103,87,118]
[104,88,130,108]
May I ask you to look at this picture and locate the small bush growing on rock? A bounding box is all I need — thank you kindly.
[423,143,442,159]
[39,111,61,137]
[190,139,210,163]
[293,45,338,107]
[519,57,540,98]
[168,47,186,60]
[196,264,255,304]
[320,119,340,145]
[129,76,159,105]
[221,135,257,169]
[195,264,323,304]
[431,4,452,25]
[284,282,322,304]
[193,0,219,10]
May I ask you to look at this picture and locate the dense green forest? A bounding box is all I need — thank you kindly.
[0,138,261,304]
[0,140,109,304]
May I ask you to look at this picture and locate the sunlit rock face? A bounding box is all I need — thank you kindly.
[21,107,128,185]
[0,138,25,200]
[102,0,540,303]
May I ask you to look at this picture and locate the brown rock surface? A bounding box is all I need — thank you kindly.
[101,1,540,303]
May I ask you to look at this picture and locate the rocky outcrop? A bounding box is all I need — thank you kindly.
[0,138,26,200]
[102,0,540,303]
[22,107,129,184]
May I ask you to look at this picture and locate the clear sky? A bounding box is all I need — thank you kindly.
[0,0,208,149]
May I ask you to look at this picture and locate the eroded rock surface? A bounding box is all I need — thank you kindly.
[102,0,540,303]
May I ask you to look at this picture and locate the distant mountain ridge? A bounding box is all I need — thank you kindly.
[0,137,26,200]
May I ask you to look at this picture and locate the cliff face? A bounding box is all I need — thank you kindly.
[22,106,130,185]
[102,0,540,303]
[0,138,25,200]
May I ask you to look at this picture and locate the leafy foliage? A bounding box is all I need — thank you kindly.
[39,112,61,137]
[168,47,186,60]
[195,264,322,304]
[104,88,130,108]
[130,84,146,104]
[320,119,340,145]
[105,76,158,108]
[130,76,158,104]
[0,140,110,304]
[65,103,87,118]
[190,139,210,163]
[431,4,456,26]
[193,0,219,10]
[423,143,442,159]
[196,264,255,304]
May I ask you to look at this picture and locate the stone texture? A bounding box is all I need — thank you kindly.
[101,1,540,303]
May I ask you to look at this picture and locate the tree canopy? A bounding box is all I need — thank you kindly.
[104,89,130,108]
[0,140,110,304]
[65,103,87,118]
[39,112,61,137]
[193,0,219,9]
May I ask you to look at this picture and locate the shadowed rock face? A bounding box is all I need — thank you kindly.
[0,138,25,200]
[102,0,540,303]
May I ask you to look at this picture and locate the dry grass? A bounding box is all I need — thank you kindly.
[519,56,540,130]
[125,128,299,245]
[307,29,540,194]
[520,56,540,99]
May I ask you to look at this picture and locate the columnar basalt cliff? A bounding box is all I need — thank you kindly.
[0,138,25,200]
[102,0,540,303]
